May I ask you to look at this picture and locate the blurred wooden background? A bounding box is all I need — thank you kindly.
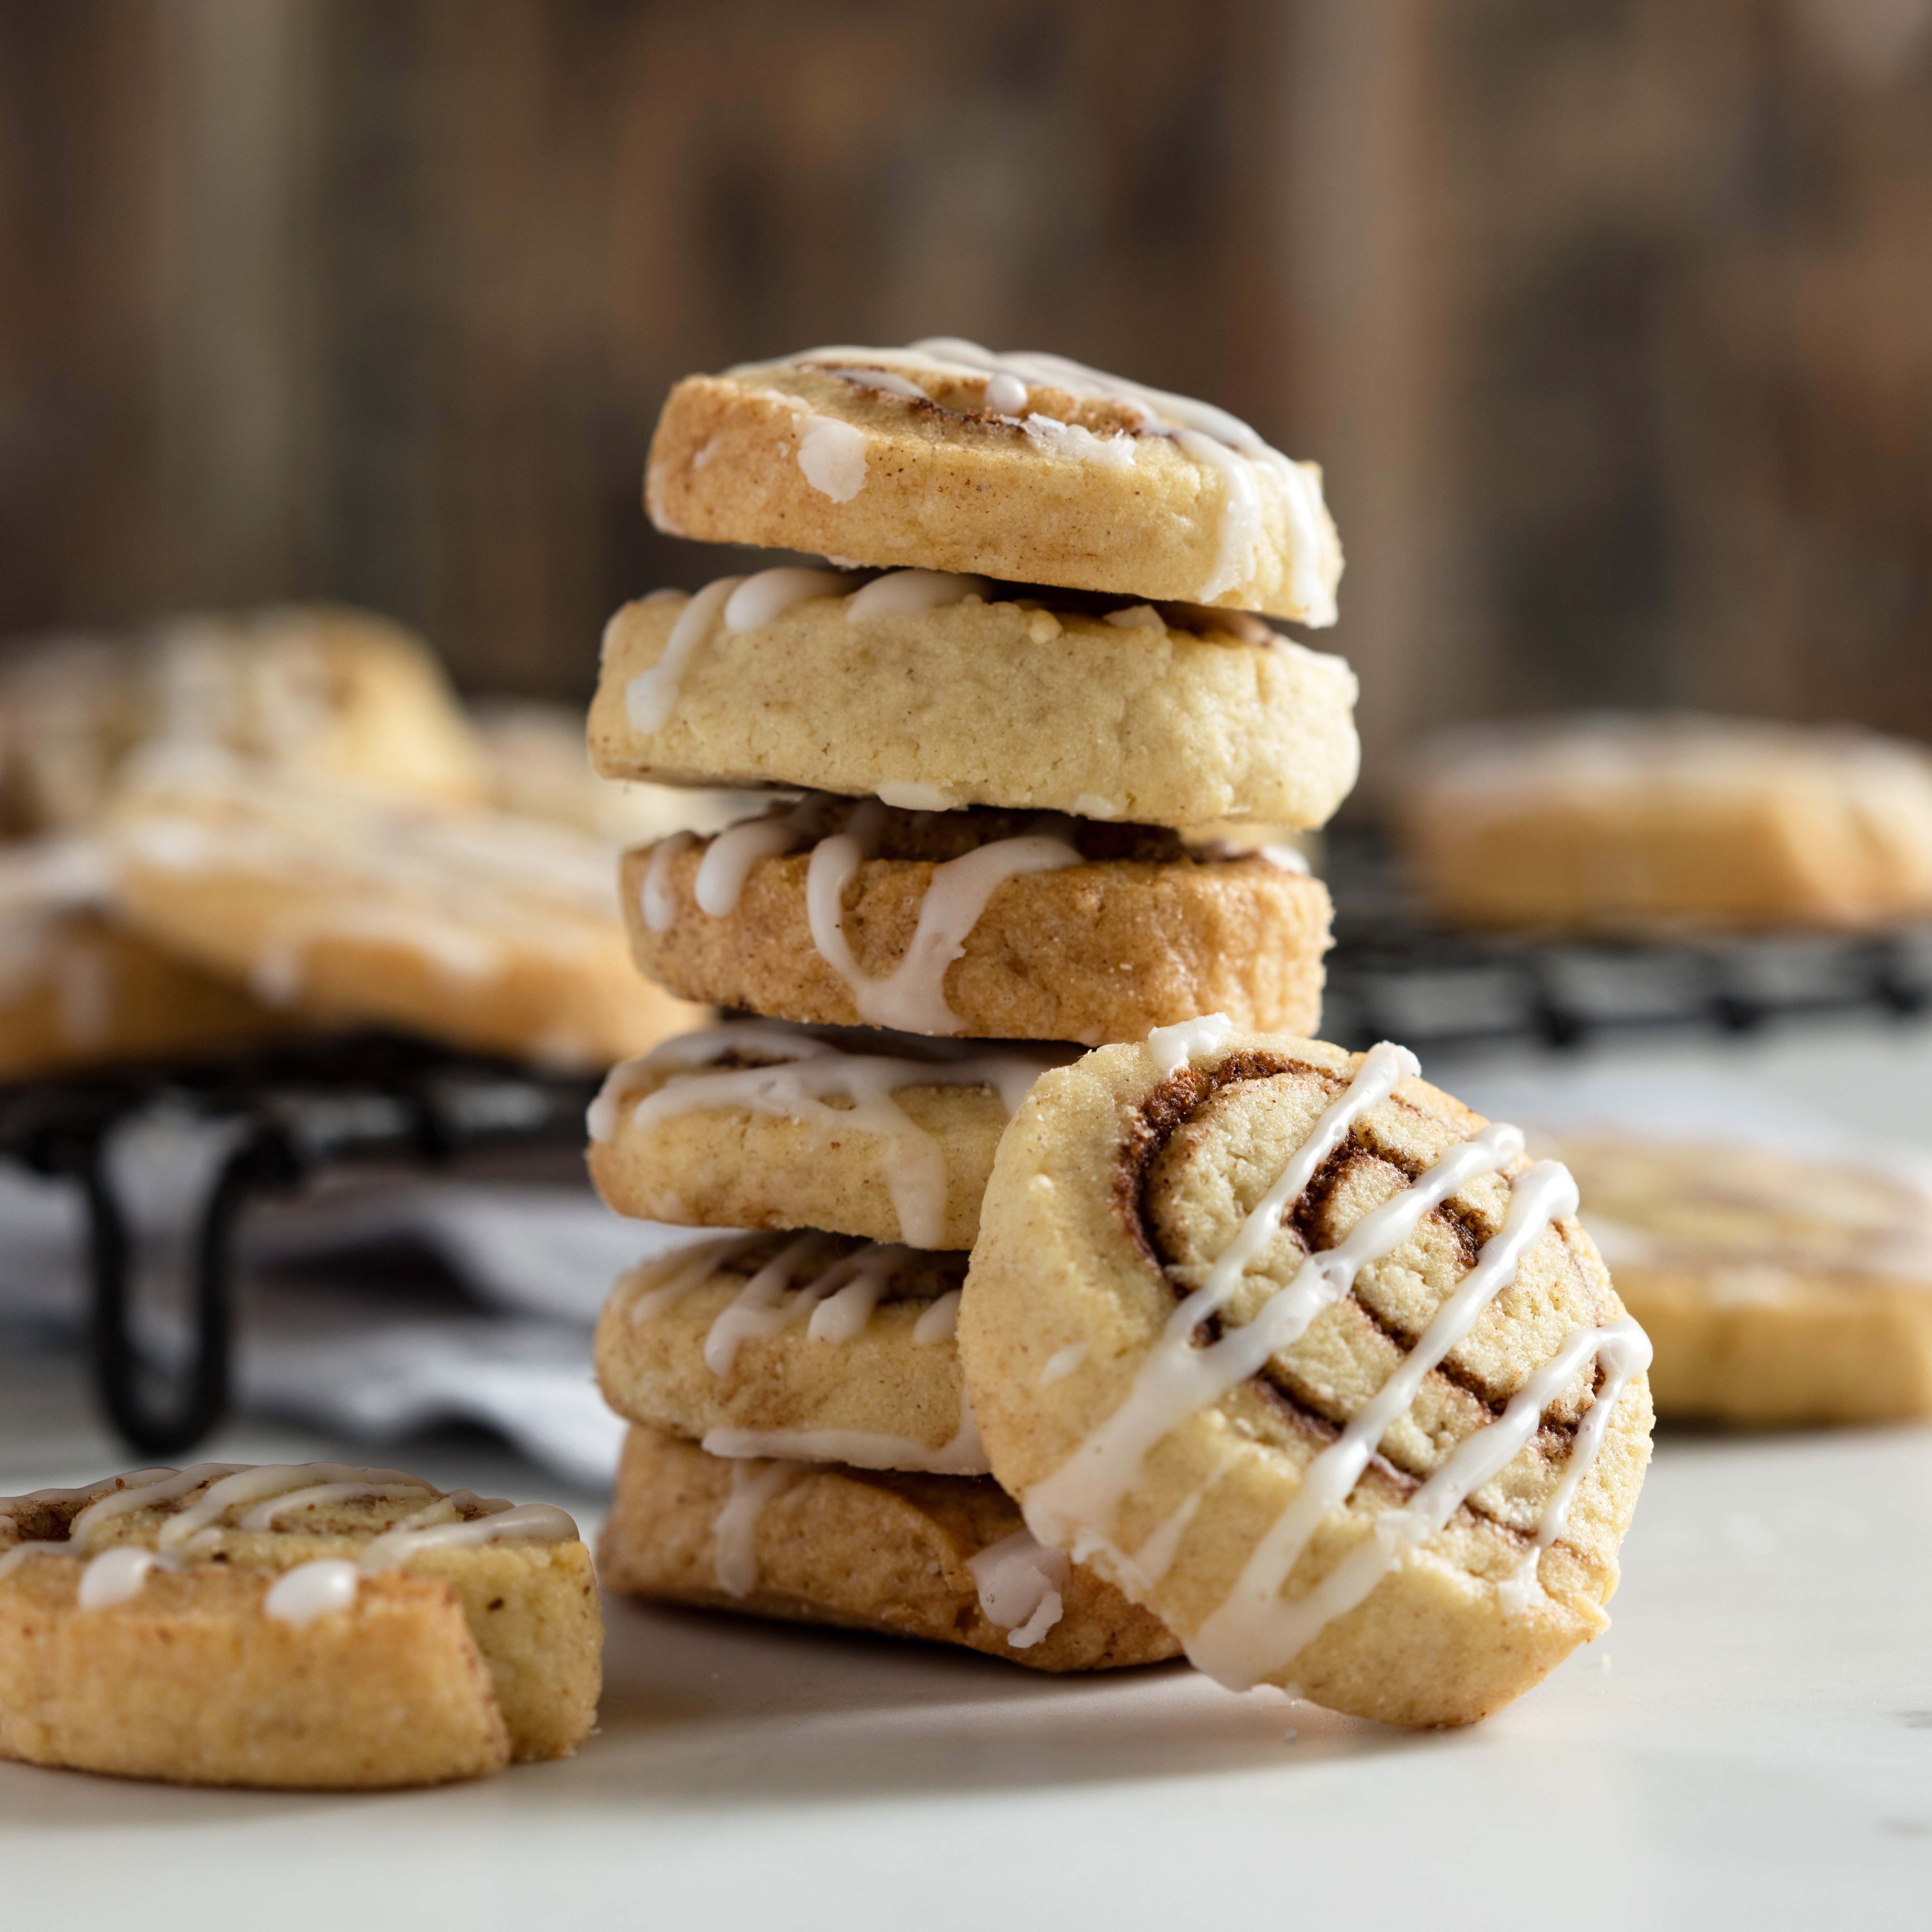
[2,0,1930,793]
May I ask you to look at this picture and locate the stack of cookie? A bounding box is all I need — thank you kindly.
[584,340,1357,1668]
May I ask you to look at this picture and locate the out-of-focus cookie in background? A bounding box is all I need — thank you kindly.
[1395,713,1932,936]
[0,604,734,1078]
[1542,1132,1932,1429]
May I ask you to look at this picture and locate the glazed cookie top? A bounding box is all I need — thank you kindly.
[645,340,1342,624]
[1552,1133,1932,1281]
[0,603,488,836]
[602,1231,984,1475]
[627,793,1326,1041]
[590,567,1359,831]
[0,1462,580,1625]
[590,1020,1071,1248]
[958,1023,1654,1722]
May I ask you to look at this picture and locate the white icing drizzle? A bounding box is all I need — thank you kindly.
[794,414,868,500]
[1146,1011,1236,1077]
[967,1530,1069,1649]
[1038,1342,1089,1387]
[904,338,1330,608]
[78,1546,168,1611]
[1256,843,1312,875]
[640,829,697,932]
[711,1459,801,1597]
[1187,1156,1574,1686]
[358,1502,577,1574]
[911,1289,962,1346]
[605,1019,1061,1247]
[1021,1041,1423,1565]
[875,780,958,812]
[0,1465,574,1616]
[804,807,1080,1034]
[623,1233,769,1323]
[693,814,803,918]
[722,566,856,632]
[734,339,1337,605]
[806,1244,909,1344]
[1105,603,1167,631]
[158,1463,432,1556]
[263,1559,360,1627]
[702,1233,845,1375]
[1014,1039,1652,1694]
[1119,1447,1243,1590]
[703,1400,988,1477]
[1073,794,1121,821]
[983,371,1028,415]
[626,575,742,734]
[1016,413,1138,469]
[824,364,930,403]
[844,569,986,620]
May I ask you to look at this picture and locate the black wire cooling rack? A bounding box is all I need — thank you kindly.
[7,833,1931,1459]
[1316,827,1932,1053]
[0,1034,598,1459]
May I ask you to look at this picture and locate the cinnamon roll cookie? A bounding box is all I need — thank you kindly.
[107,748,703,1068]
[597,1233,983,1474]
[623,798,1332,1045]
[646,341,1342,624]
[1400,714,1932,932]
[0,837,284,1081]
[0,603,488,834]
[590,569,1358,832]
[588,1021,1070,1248]
[1558,1134,1932,1427]
[601,1424,1178,1672]
[958,1023,1654,1728]
[0,1463,600,1788]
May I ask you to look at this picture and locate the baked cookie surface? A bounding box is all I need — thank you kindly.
[623,797,1331,1044]
[589,1020,1070,1248]
[0,603,487,835]
[0,1462,600,1788]
[957,1024,1653,1727]
[1400,714,1932,932]
[1559,1133,1932,1426]
[590,571,1358,832]
[596,1232,984,1474]
[601,1424,1178,1672]
[0,837,285,1081]
[107,748,703,1068]
[645,342,1341,623]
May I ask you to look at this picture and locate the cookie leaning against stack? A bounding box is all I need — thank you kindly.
[587,340,1356,1667]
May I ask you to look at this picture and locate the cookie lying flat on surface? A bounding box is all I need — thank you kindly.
[589,1021,1071,1248]
[600,1424,1178,1672]
[0,1462,600,1788]
[590,570,1358,832]
[958,1024,1653,1728]
[597,1232,984,1474]
[646,341,1341,623]
[107,748,703,1069]
[1,837,285,1081]
[1557,1134,1932,1427]
[624,797,1331,1045]
[1399,714,1932,933]
[0,603,488,836]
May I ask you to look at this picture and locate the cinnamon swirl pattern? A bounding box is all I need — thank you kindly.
[959,1026,1654,1727]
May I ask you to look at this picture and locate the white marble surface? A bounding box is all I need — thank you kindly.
[6,1013,1932,1926]
[3,1341,1930,1928]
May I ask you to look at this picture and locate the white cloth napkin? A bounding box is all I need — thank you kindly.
[0,1120,706,1487]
